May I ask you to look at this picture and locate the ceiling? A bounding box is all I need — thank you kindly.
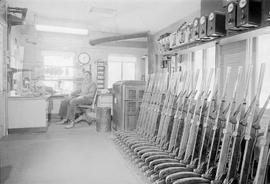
[7,0,201,35]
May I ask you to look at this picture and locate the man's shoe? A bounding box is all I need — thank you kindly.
[65,121,75,129]
[56,119,68,125]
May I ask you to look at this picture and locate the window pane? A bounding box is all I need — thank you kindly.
[42,51,75,93]
[257,34,270,108]
[44,66,74,80]
[42,51,74,66]
[108,61,122,88]
[123,62,135,80]
[41,80,73,94]
[179,54,191,71]
[42,80,57,90]
[108,55,137,88]
[193,50,203,91]
[44,55,74,66]
[61,81,74,94]
[206,47,216,96]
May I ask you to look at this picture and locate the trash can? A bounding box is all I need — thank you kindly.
[96,107,111,132]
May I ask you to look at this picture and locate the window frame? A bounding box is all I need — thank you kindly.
[108,55,137,88]
[41,50,75,93]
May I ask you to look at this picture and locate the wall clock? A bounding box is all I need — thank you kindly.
[78,52,90,65]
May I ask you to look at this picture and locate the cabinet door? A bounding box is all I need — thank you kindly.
[0,20,7,138]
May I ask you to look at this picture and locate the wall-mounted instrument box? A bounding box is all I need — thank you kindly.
[199,16,209,40]
[226,2,239,30]
[236,0,262,28]
[262,0,270,25]
[191,18,200,42]
[207,12,226,37]
[112,80,145,131]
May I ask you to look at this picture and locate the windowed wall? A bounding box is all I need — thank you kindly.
[42,51,75,93]
[152,30,270,120]
[176,46,216,97]
[108,55,136,88]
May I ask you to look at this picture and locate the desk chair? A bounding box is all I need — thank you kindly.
[74,91,98,125]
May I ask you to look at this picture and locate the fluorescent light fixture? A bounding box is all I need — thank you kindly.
[35,24,88,35]
[89,7,117,17]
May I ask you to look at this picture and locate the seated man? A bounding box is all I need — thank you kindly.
[57,71,97,129]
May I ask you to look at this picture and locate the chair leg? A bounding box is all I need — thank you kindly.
[74,114,86,123]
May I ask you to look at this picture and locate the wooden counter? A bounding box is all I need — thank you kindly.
[8,96,48,133]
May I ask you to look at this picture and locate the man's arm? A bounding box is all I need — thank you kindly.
[84,83,97,99]
[71,89,81,97]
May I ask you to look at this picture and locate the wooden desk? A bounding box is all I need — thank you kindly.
[47,95,67,121]
[8,96,48,133]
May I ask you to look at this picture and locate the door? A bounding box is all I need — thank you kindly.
[0,19,7,138]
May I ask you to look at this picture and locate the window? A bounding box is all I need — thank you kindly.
[192,50,203,91]
[108,55,136,88]
[205,47,216,95]
[179,53,192,72]
[256,34,270,108]
[191,47,216,99]
[42,51,75,93]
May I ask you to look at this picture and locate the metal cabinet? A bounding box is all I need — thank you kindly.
[112,80,145,131]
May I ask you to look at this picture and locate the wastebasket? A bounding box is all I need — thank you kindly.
[96,107,111,132]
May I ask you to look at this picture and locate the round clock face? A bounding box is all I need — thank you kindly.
[194,19,198,27]
[200,16,206,25]
[239,0,247,8]
[78,53,90,65]
[228,3,234,13]
[209,13,214,21]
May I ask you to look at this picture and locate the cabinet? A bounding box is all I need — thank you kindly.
[112,80,145,131]
[8,97,47,132]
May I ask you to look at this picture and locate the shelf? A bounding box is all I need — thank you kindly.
[163,23,270,55]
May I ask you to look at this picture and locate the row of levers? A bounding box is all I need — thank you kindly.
[114,64,270,184]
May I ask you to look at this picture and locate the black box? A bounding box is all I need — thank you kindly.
[262,0,270,25]
[236,0,262,28]
[191,18,200,42]
[207,12,226,37]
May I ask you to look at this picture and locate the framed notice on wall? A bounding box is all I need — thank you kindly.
[96,60,106,89]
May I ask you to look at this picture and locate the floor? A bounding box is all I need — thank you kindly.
[0,122,144,184]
